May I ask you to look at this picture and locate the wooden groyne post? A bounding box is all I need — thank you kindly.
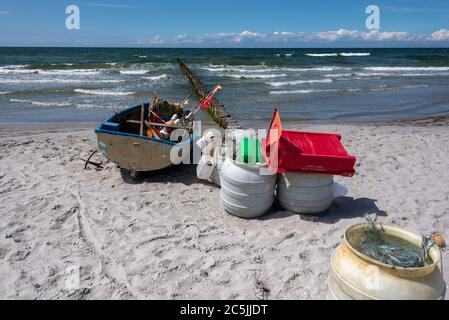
[177,58,241,130]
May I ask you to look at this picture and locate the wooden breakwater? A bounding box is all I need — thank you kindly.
[177,58,241,130]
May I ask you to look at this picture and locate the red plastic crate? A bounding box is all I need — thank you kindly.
[263,110,356,176]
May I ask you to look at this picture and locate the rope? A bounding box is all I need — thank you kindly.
[357,214,431,268]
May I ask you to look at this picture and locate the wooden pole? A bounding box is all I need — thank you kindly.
[140,100,145,136]
[177,58,241,130]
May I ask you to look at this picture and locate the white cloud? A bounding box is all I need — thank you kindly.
[361,30,416,41]
[428,29,449,41]
[273,31,295,36]
[311,29,417,42]
[135,29,449,46]
[314,29,360,41]
[233,30,264,42]
[174,34,187,40]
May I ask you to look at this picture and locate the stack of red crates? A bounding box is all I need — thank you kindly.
[262,110,356,177]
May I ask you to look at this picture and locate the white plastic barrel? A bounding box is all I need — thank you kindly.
[278,173,334,214]
[220,157,276,218]
[327,223,446,300]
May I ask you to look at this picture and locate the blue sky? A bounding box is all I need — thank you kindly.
[0,0,449,47]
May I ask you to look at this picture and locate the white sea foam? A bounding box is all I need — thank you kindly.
[203,65,348,73]
[75,103,117,109]
[356,71,448,78]
[369,84,429,91]
[0,91,10,95]
[306,53,338,57]
[141,74,168,81]
[356,72,391,77]
[306,53,370,57]
[267,79,333,87]
[10,98,71,107]
[286,66,347,72]
[74,89,135,96]
[119,70,148,75]
[201,67,229,72]
[224,74,287,79]
[270,89,339,95]
[38,69,101,76]
[270,84,430,95]
[275,53,294,57]
[340,52,371,57]
[0,68,39,74]
[0,79,125,84]
[324,73,353,78]
[0,67,101,75]
[364,66,449,72]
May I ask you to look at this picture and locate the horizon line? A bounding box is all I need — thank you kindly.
[0,46,448,49]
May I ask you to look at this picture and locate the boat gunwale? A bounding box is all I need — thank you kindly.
[94,103,194,147]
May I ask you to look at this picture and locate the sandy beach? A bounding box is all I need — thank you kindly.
[0,119,447,300]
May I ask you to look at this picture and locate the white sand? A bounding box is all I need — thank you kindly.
[0,122,448,299]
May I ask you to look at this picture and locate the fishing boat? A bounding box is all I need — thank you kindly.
[95,99,194,177]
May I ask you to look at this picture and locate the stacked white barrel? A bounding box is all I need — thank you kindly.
[220,158,276,218]
[278,173,334,214]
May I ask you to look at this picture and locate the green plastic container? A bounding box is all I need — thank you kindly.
[239,138,261,164]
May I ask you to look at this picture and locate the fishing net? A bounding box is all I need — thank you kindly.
[354,215,435,268]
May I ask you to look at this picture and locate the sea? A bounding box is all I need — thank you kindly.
[1,47,449,126]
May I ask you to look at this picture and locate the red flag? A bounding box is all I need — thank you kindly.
[196,84,222,110]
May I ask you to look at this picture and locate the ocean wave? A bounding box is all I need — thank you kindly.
[364,66,449,72]
[306,53,338,57]
[369,84,429,91]
[0,91,10,95]
[267,79,333,87]
[287,66,348,72]
[141,74,168,80]
[75,103,117,109]
[324,73,353,78]
[201,67,229,72]
[355,72,391,77]
[38,69,101,76]
[0,66,102,75]
[340,52,370,57]
[74,89,135,96]
[270,89,339,95]
[202,65,348,73]
[224,74,287,79]
[306,53,370,57]
[356,71,449,78]
[0,79,125,84]
[119,70,148,75]
[0,68,39,74]
[275,52,294,57]
[10,98,71,107]
[270,84,430,95]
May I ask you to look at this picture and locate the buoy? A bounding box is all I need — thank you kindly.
[431,233,446,249]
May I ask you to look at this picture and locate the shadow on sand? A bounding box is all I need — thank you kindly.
[119,166,387,224]
[119,165,204,186]
[259,196,387,223]
[300,196,387,224]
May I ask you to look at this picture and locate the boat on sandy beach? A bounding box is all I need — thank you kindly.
[95,99,194,177]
